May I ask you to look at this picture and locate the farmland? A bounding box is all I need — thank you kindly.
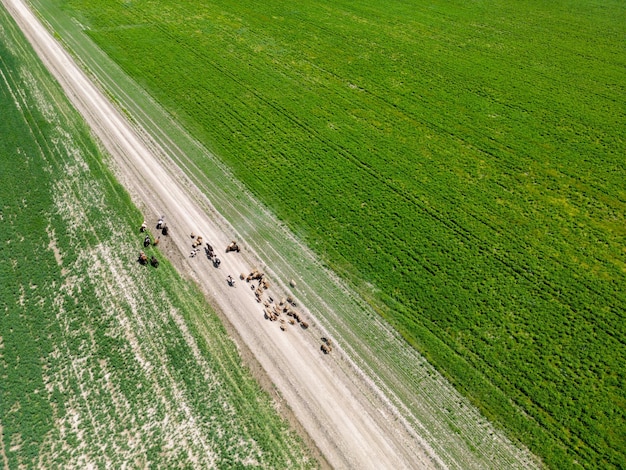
[34,0,626,467]
[16,0,626,468]
[0,7,315,468]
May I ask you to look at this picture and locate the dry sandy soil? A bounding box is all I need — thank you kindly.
[4,0,445,468]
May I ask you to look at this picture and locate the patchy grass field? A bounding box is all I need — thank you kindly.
[33,0,626,468]
[0,7,315,468]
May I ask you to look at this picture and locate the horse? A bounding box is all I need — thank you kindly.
[205,243,214,258]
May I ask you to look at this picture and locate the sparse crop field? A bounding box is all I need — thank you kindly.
[0,7,315,468]
[22,0,626,468]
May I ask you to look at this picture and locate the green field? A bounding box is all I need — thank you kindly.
[23,0,626,468]
[0,7,315,468]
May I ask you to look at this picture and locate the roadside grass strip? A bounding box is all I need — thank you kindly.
[0,7,315,468]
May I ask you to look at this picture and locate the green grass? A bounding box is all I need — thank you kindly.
[0,6,315,468]
[27,0,626,467]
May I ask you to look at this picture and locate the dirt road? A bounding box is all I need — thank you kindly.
[3,0,445,467]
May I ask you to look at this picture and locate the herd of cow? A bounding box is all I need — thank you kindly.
[136,215,332,354]
[136,215,240,272]
[188,233,240,271]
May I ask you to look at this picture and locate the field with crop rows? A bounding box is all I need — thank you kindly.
[0,7,315,468]
[27,0,626,468]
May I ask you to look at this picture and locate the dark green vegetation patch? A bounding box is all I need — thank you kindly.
[0,6,314,468]
[41,0,626,467]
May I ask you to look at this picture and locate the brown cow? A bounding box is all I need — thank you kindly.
[226,241,240,253]
[246,270,264,282]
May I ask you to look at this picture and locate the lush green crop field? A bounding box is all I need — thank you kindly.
[33,0,625,467]
[0,6,314,468]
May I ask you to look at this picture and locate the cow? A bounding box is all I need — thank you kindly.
[226,241,240,253]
